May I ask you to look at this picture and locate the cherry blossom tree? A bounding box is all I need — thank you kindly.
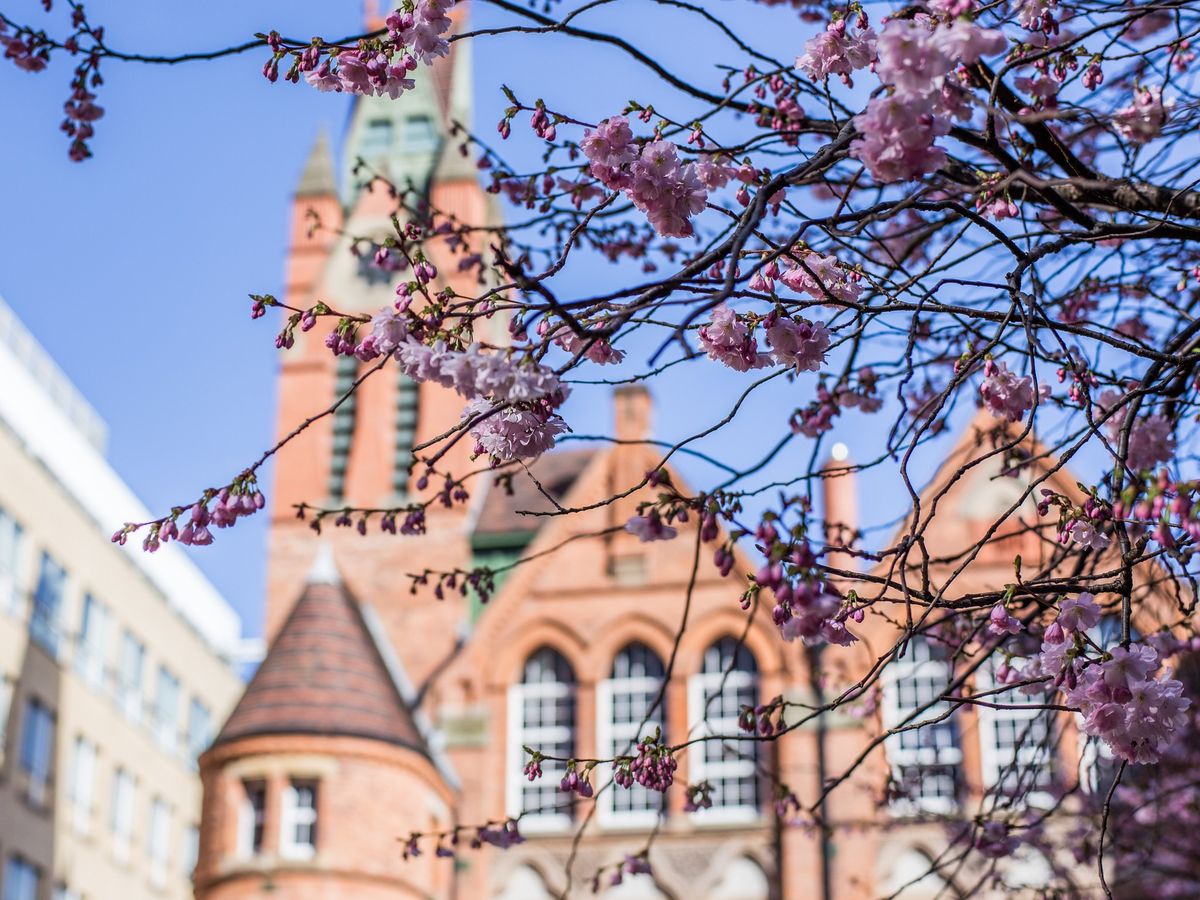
[7,0,1200,895]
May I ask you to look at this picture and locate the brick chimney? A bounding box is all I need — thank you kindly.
[614,385,652,444]
[821,446,858,573]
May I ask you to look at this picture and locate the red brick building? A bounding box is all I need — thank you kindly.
[194,8,1131,898]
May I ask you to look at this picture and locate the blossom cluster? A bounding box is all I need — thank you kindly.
[698,304,831,374]
[114,483,266,552]
[757,532,858,647]
[355,308,571,464]
[545,319,625,366]
[790,369,882,438]
[1111,471,1200,550]
[796,15,876,85]
[1113,85,1172,145]
[979,358,1049,422]
[1,22,49,72]
[625,510,678,542]
[1013,593,1190,764]
[747,251,862,305]
[284,0,455,97]
[851,16,1006,182]
[580,116,749,237]
[1096,389,1176,472]
[615,733,678,793]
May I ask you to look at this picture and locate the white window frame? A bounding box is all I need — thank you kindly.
[153,665,180,753]
[0,506,24,616]
[69,736,97,836]
[506,651,575,833]
[182,823,200,878]
[687,642,761,825]
[148,797,170,887]
[111,768,135,864]
[596,645,666,830]
[186,698,212,768]
[237,780,267,859]
[74,594,110,691]
[882,638,963,815]
[116,632,145,725]
[280,779,319,860]
[975,662,1056,809]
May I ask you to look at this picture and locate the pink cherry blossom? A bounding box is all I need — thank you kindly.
[765,316,831,372]
[698,304,771,371]
[1058,592,1101,634]
[624,512,678,542]
[1067,520,1110,551]
[987,604,1022,636]
[796,18,877,85]
[1096,390,1176,471]
[580,116,637,169]
[1113,86,1171,144]
[980,359,1050,422]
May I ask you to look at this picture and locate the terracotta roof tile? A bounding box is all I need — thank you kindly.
[214,581,427,753]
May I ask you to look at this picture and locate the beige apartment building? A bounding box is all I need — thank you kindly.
[0,296,245,900]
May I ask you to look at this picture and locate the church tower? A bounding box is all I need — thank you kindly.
[264,2,496,695]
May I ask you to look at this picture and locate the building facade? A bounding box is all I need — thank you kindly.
[0,298,246,900]
[195,8,1134,898]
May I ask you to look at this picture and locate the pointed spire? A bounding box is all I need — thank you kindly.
[307,541,341,586]
[296,129,337,198]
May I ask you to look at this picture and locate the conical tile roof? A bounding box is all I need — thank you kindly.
[214,554,427,753]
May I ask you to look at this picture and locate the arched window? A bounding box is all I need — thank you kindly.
[882,637,963,814]
[508,648,575,830]
[688,637,760,822]
[597,642,666,827]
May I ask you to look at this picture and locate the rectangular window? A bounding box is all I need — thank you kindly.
[30,552,66,657]
[882,638,963,814]
[74,594,110,690]
[182,823,200,879]
[280,779,319,860]
[69,736,97,836]
[0,506,22,614]
[111,768,135,863]
[116,631,145,724]
[238,780,267,858]
[53,885,82,900]
[19,697,55,808]
[361,117,394,156]
[148,797,170,887]
[3,856,40,900]
[153,666,180,753]
[403,114,438,153]
[185,698,212,767]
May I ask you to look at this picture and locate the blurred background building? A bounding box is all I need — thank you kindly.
[0,295,245,900]
[190,6,1106,899]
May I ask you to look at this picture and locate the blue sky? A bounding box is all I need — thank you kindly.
[2,1,959,639]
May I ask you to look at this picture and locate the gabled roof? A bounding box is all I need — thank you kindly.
[214,560,428,754]
[473,449,597,539]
